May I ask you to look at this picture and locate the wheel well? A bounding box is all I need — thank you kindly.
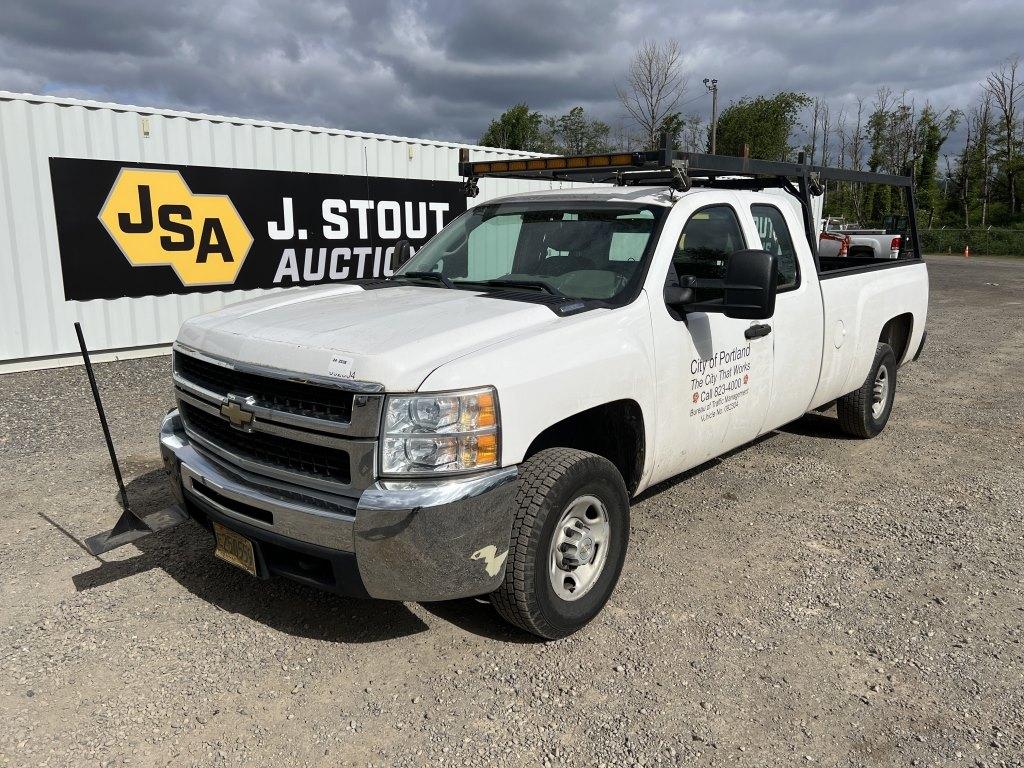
[849,245,875,258]
[525,400,645,495]
[880,313,914,364]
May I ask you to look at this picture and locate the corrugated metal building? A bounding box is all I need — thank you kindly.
[0,91,558,373]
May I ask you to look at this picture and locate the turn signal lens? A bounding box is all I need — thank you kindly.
[476,433,498,465]
[470,391,496,429]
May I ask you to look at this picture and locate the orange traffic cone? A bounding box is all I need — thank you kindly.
[964,245,970,258]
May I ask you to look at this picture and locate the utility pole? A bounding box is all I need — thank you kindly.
[703,77,719,154]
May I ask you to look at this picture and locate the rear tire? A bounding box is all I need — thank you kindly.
[491,448,629,640]
[837,342,897,438]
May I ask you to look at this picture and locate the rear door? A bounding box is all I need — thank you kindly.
[742,194,824,430]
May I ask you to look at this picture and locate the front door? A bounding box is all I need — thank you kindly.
[650,197,774,478]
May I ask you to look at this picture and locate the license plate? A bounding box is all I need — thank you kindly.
[213,522,257,577]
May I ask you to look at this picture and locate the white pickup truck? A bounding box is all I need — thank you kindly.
[159,148,928,639]
[819,215,910,260]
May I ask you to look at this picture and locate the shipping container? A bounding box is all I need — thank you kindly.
[0,91,562,373]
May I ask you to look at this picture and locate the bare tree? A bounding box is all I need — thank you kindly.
[957,109,975,228]
[944,153,961,226]
[808,98,822,164]
[973,93,995,226]
[836,108,848,169]
[616,39,688,150]
[819,101,833,167]
[610,118,638,152]
[847,98,866,171]
[889,92,917,174]
[679,113,706,153]
[985,56,1022,214]
[847,98,866,219]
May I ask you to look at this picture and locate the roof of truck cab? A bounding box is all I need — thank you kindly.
[482,185,681,207]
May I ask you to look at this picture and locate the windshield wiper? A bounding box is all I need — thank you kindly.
[398,271,455,289]
[457,278,565,297]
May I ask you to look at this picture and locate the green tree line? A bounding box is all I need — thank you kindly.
[479,43,1024,233]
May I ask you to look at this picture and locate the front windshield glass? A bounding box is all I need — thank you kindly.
[397,202,663,302]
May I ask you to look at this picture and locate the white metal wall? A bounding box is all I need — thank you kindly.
[0,92,562,372]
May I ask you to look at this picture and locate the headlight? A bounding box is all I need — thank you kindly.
[381,387,499,475]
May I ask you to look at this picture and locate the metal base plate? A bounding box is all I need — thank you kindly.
[84,505,188,555]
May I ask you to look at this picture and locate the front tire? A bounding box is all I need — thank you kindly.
[837,342,897,438]
[491,448,629,639]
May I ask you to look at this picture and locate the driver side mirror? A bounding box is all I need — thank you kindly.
[676,249,778,320]
[392,240,412,269]
[721,249,778,320]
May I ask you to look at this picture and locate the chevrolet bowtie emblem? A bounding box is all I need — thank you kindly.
[221,395,256,430]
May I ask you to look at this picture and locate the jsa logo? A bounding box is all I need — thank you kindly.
[99,169,252,286]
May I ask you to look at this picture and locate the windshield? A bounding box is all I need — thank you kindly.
[396,202,663,302]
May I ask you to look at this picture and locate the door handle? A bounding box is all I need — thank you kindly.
[745,323,772,340]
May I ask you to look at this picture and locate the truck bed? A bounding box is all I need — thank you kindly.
[810,259,929,409]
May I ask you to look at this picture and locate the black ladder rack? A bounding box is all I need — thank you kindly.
[458,134,921,261]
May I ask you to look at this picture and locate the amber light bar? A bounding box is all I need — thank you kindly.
[468,152,637,176]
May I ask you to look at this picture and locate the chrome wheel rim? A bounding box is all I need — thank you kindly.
[548,495,610,602]
[872,365,889,419]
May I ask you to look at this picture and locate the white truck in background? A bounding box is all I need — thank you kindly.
[158,147,928,639]
[819,215,910,260]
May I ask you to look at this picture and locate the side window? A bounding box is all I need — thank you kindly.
[750,204,799,290]
[672,205,747,282]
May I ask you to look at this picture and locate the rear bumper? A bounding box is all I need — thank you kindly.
[159,410,518,601]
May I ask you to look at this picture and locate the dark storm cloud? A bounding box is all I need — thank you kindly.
[1,0,1022,147]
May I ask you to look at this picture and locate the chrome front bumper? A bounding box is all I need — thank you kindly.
[159,410,518,601]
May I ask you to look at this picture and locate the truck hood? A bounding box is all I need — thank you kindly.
[176,283,558,390]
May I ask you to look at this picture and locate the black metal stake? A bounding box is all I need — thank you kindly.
[75,322,155,553]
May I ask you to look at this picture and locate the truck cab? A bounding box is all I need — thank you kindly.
[160,149,928,639]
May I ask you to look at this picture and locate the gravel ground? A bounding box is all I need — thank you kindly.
[1,254,1022,768]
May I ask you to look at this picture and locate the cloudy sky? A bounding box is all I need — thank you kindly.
[1,0,1022,150]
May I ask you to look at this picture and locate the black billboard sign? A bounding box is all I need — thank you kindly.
[49,157,467,301]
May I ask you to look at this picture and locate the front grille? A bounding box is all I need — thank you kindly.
[180,401,351,484]
[175,351,354,423]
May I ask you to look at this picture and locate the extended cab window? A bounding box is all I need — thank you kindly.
[750,204,799,290]
[400,203,663,302]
